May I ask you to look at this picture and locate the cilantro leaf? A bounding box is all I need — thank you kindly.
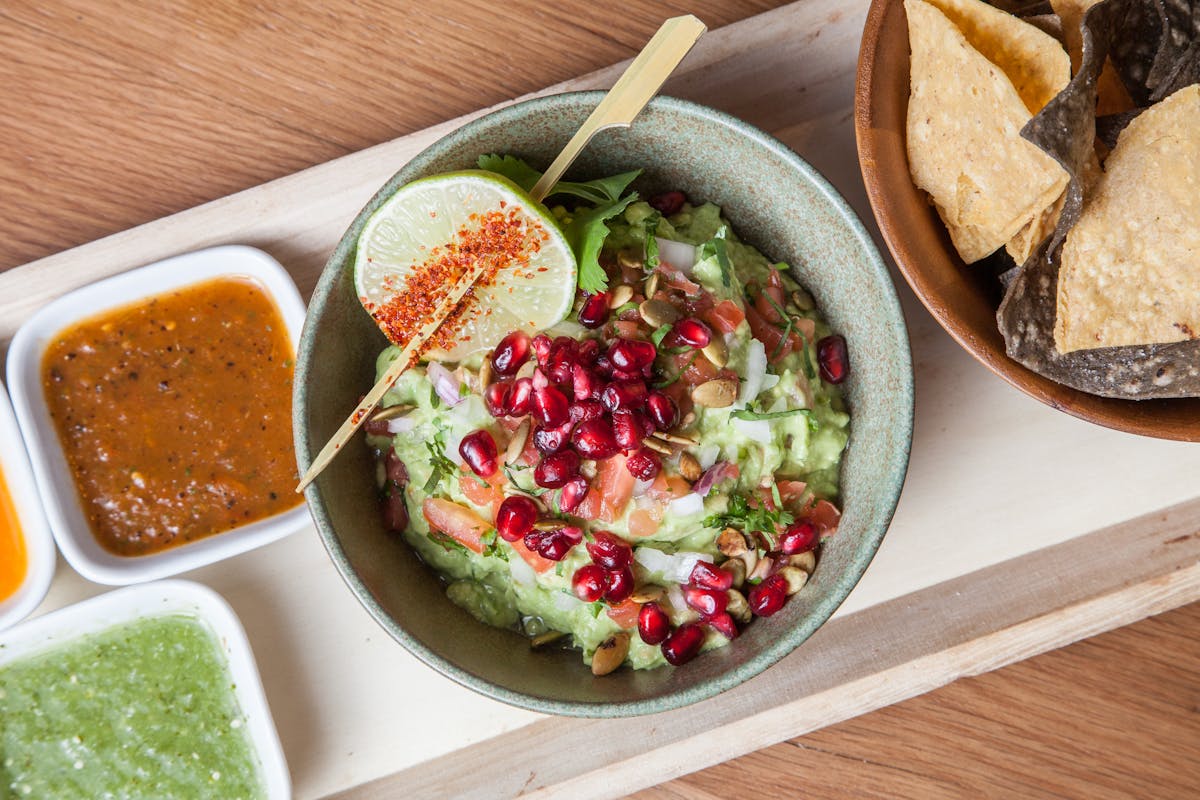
[702,492,794,541]
[643,211,662,270]
[554,169,641,205]
[476,154,540,192]
[697,226,733,288]
[564,194,638,293]
[650,324,673,348]
[422,429,457,494]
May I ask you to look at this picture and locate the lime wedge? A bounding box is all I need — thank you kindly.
[354,170,577,362]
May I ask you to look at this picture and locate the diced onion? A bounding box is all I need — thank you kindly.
[737,339,768,407]
[632,478,655,498]
[656,237,698,273]
[444,431,465,466]
[634,548,708,584]
[732,417,772,444]
[426,361,465,407]
[509,553,536,587]
[761,373,781,391]
[696,444,721,471]
[552,590,584,612]
[386,416,417,434]
[666,492,705,518]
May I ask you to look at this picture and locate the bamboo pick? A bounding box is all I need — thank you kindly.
[296,14,706,493]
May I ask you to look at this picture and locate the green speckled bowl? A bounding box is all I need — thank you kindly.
[295,93,913,717]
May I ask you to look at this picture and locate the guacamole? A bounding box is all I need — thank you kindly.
[366,190,849,673]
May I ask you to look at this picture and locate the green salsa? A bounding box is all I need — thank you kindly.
[0,614,264,799]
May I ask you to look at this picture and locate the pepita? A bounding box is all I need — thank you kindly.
[478,358,493,389]
[617,250,644,270]
[691,378,738,408]
[638,298,680,328]
[516,360,537,381]
[643,438,672,455]
[701,335,729,368]
[787,551,816,573]
[591,633,630,676]
[369,404,414,422]
[719,557,747,589]
[791,287,815,311]
[726,589,752,624]
[630,585,664,603]
[608,284,634,309]
[505,419,530,465]
[716,527,749,557]
[532,519,564,531]
[531,630,566,649]
[644,271,659,299]
[678,452,702,482]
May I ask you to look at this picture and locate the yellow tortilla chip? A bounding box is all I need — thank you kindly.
[1005,186,1066,266]
[925,0,1070,114]
[905,0,1070,263]
[1055,84,1200,352]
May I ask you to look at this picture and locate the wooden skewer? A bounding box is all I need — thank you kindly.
[296,14,706,493]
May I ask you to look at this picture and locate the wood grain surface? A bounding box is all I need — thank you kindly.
[3,1,1196,797]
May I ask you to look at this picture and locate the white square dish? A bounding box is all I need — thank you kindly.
[6,245,310,585]
[0,579,291,799]
[0,381,56,631]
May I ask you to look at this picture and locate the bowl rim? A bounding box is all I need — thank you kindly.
[296,90,913,717]
[854,0,1200,443]
[5,245,312,585]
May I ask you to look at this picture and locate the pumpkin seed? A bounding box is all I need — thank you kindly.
[608,284,634,309]
[778,566,808,595]
[678,452,702,482]
[719,557,747,589]
[516,360,536,381]
[478,358,493,389]
[726,589,752,624]
[532,519,564,531]
[531,630,566,649]
[692,378,738,408]
[643,438,672,455]
[791,287,815,311]
[701,335,729,368]
[639,298,680,328]
[370,404,414,422]
[591,633,630,676]
[505,420,530,465]
[716,527,749,557]
[644,271,659,299]
[787,551,816,573]
[617,250,644,270]
[630,585,664,604]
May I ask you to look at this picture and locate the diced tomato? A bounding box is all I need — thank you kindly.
[596,454,636,523]
[458,466,506,515]
[656,264,702,296]
[810,499,842,535]
[511,538,555,573]
[517,428,540,467]
[794,317,817,343]
[421,498,489,554]
[627,507,661,537]
[705,299,745,334]
[650,472,692,500]
[613,319,643,340]
[672,349,719,387]
[776,480,809,511]
[746,303,795,363]
[575,488,602,521]
[606,599,642,629]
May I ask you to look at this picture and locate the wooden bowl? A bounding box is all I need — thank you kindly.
[854,0,1200,442]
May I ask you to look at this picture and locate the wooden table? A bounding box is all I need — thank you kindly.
[3,1,1196,796]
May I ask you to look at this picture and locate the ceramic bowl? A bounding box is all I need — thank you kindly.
[0,380,56,631]
[0,580,290,797]
[296,92,913,716]
[7,245,311,585]
[855,0,1200,441]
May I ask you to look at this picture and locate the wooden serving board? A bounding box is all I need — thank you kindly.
[4,2,1199,798]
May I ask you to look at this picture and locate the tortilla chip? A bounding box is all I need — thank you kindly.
[925,0,1072,114]
[906,0,1070,263]
[1050,0,1136,114]
[1055,84,1200,352]
[1005,187,1066,265]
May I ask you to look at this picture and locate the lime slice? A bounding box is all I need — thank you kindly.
[354,170,576,362]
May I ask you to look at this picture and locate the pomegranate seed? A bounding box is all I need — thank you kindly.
[531,334,553,366]
[601,380,648,413]
[558,525,584,544]
[604,567,635,604]
[610,368,645,383]
[548,338,576,383]
[534,450,580,489]
[646,391,679,430]
[638,602,672,645]
[707,612,740,640]
[689,561,734,592]
[684,587,728,618]
[531,367,549,390]
[385,450,409,486]
[559,477,589,514]
[572,564,607,602]
[673,318,712,348]
[612,410,648,450]
[608,338,657,371]
[575,338,600,365]
[624,448,661,480]
[661,623,705,666]
[484,381,510,417]
[523,530,543,551]
[586,531,632,570]
[748,574,788,617]
[571,364,596,402]
[458,430,498,477]
[779,521,818,555]
[568,399,605,423]
[816,334,849,384]
[571,418,620,461]
[533,422,573,455]
[495,495,538,542]
[578,292,610,328]
[649,190,686,216]
[383,491,409,532]
[594,353,614,376]
[537,531,574,561]
[491,331,531,376]
[506,377,533,416]
[532,385,569,426]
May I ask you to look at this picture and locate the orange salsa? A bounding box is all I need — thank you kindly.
[0,467,27,601]
[41,277,302,556]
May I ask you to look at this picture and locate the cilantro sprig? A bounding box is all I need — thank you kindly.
[697,226,732,288]
[702,492,795,550]
[422,427,457,494]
